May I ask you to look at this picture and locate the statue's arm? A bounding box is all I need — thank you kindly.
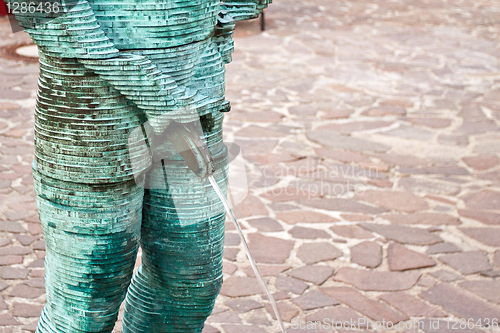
[220,0,271,21]
[7,0,196,133]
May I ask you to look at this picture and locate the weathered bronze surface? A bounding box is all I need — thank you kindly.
[8,0,270,331]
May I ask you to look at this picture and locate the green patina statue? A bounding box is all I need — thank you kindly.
[7,0,270,331]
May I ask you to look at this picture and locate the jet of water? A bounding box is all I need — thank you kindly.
[208,175,287,333]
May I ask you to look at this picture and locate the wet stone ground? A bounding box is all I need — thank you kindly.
[0,0,500,332]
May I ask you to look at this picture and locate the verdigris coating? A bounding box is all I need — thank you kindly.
[8,0,271,331]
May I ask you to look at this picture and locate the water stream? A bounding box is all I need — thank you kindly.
[208,175,287,333]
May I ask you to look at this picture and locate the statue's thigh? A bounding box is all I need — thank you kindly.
[32,163,143,332]
[139,160,226,281]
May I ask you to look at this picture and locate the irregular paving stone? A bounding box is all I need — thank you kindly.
[0,255,24,266]
[460,119,499,135]
[459,227,500,247]
[356,190,429,212]
[267,203,299,212]
[0,102,22,110]
[221,325,266,333]
[398,166,470,176]
[264,302,298,322]
[291,290,339,310]
[0,296,6,311]
[363,106,406,117]
[246,153,298,166]
[261,186,320,202]
[246,308,271,326]
[406,117,452,129]
[429,270,462,282]
[458,209,500,225]
[0,238,11,247]
[26,278,44,288]
[236,125,288,138]
[247,217,283,232]
[30,269,44,278]
[320,120,392,132]
[28,225,43,236]
[27,259,44,268]
[458,280,500,304]
[478,170,500,183]
[417,275,437,287]
[207,311,242,324]
[306,306,370,329]
[322,287,408,323]
[286,265,334,285]
[244,264,290,278]
[0,280,9,292]
[333,267,420,291]
[224,233,240,246]
[225,299,263,313]
[234,195,268,218]
[296,242,343,264]
[388,243,436,271]
[463,190,500,211]
[320,109,354,119]
[211,306,227,315]
[368,178,393,188]
[220,277,263,297]
[306,131,391,153]
[462,154,500,171]
[315,148,371,164]
[0,221,26,233]
[234,139,278,156]
[0,314,21,326]
[13,234,37,246]
[1,267,29,279]
[201,324,219,333]
[271,290,290,301]
[12,303,43,317]
[438,133,470,146]
[0,246,34,256]
[289,104,318,116]
[330,225,373,239]
[230,110,285,123]
[378,292,446,317]
[421,283,500,322]
[426,243,461,255]
[248,233,294,264]
[372,153,428,168]
[382,124,434,141]
[350,241,382,268]
[360,223,442,245]
[275,276,308,295]
[223,261,237,275]
[223,248,239,261]
[300,198,388,214]
[480,270,500,277]
[7,284,45,299]
[383,213,460,226]
[0,89,30,99]
[288,226,330,239]
[439,251,491,275]
[275,211,339,224]
[495,250,500,267]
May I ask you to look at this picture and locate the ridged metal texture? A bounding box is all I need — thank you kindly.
[7,0,270,332]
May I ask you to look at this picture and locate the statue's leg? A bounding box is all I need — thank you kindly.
[32,168,144,333]
[32,51,150,332]
[122,156,227,333]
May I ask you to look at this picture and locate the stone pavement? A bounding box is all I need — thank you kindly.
[0,0,500,332]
